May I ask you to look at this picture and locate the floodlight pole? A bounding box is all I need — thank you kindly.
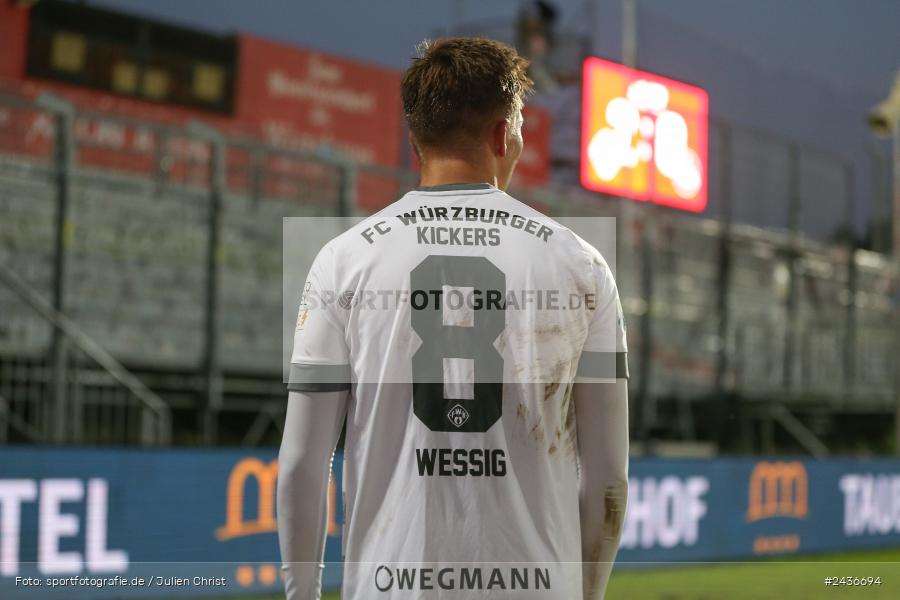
[893,120,900,270]
[866,71,900,453]
[892,118,900,455]
[622,0,637,69]
[450,0,464,35]
[622,0,657,450]
[584,0,597,54]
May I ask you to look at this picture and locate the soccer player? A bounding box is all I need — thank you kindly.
[278,38,629,599]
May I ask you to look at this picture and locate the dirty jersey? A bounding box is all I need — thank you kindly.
[289,183,628,599]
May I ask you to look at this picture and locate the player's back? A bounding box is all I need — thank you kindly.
[290,183,624,599]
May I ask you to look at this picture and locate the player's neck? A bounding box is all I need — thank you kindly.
[419,155,498,189]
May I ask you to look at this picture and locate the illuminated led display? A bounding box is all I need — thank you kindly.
[581,57,709,212]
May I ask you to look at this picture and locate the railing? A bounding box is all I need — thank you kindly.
[0,261,171,445]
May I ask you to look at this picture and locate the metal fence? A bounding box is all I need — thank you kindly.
[0,90,895,449]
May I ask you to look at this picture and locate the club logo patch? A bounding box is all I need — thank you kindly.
[447,404,470,428]
[296,281,312,332]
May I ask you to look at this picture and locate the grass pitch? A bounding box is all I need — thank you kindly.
[230,547,900,599]
[603,547,900,599]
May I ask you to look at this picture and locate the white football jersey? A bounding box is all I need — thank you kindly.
[289,183,627,599]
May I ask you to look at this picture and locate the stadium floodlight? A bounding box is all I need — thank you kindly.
[868,71,900,138]
[867,72,900,258]
[866,71,900,261]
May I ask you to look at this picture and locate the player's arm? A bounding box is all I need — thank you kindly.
[277,389,348,600]
[573,242,630,600]
[278,243,350,600]
[575,379,628,600]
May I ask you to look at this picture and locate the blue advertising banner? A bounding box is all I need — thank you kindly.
[618,458,900,563]
[0,447,339,598]
[1,447,900,598]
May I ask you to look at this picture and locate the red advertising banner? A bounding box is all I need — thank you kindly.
[0,2,28,81]
[236,35,407,212]
[515,103,551,185]
[236,35,403,168]
[0,8,552,209]
[0,78,251,185]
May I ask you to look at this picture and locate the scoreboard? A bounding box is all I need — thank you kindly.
[0,0,549,183]
[580,56,709,212]
[25,0,236,114]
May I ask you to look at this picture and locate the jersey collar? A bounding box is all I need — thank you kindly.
[414,183,495,192]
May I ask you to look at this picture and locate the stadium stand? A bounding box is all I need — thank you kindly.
[0,79,894,452]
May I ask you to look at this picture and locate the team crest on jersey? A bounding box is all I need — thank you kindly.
[447,404,470,428]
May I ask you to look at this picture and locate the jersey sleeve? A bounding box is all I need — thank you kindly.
[288,244,351,392]
[575,243,629,383]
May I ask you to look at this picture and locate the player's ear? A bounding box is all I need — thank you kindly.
[491,119,509,158]
[408,131,422,162]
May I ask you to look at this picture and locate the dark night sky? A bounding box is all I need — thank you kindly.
[86,0,899,95]
[87,0,900,238]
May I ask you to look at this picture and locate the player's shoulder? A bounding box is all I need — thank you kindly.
[486,188,558,231]
[308,193,421,271]
[501,191,616,291]
[316,194,414,255]
[570,229,611,272]
[500,190,603,262]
